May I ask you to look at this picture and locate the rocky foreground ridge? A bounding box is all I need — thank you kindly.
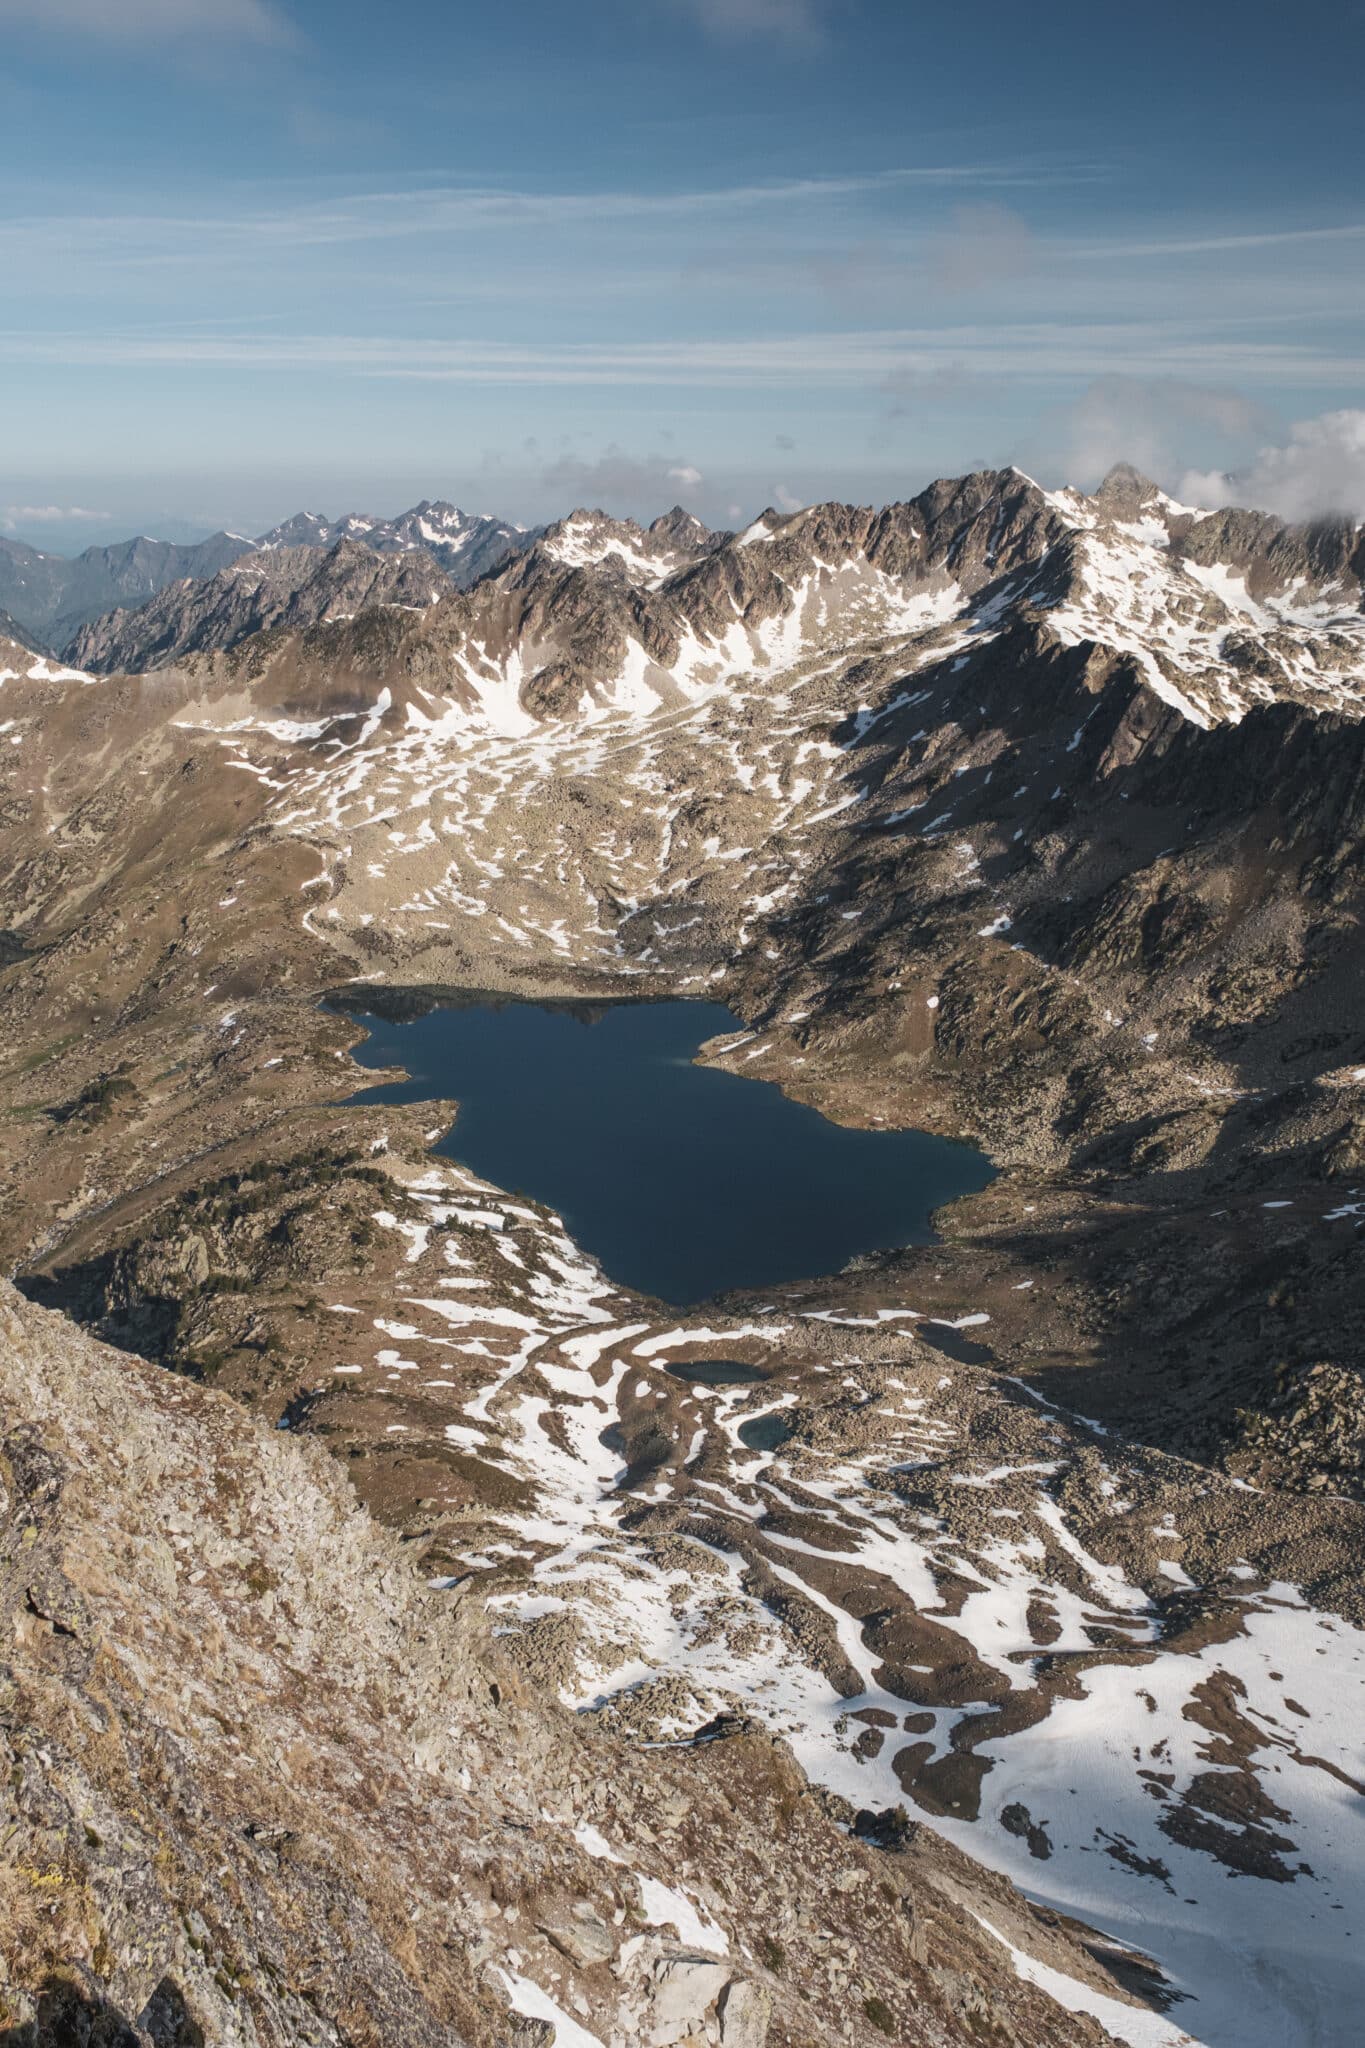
[1,1279,1128,2048]
[0,463,1363,2044]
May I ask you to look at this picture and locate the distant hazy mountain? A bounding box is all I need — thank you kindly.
[64,505,726,674]
[0,530,252,644]
[0,500,534,648]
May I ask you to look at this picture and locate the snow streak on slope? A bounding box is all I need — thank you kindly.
[1046,530,1365,728]
[180,555,1001,979]
[159,476,1365,1040]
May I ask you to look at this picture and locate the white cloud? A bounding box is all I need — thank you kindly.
[1181,410,1365,523]
[773,484,803,512]
[1017,375,1272,492]
[668,464,703,486]
[0,0,292,42]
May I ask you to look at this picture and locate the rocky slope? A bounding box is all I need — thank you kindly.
[0,610,53,659]
[66,539,453,676]
[1,1277,1135,2048]
[1,463,1362,2046]
[63,505,718,675]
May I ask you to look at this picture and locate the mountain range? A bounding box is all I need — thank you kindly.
[2,462,1362,2048]
[0,498,531,650]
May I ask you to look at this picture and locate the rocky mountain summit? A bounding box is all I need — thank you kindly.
[1,463,1362,2046]
[536,505,722,583]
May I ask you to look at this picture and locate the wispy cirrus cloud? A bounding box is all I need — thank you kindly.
[0,0,294,41]
[0,166,1084,274]
[1073,222,1365,261]
[1,324,1357,390]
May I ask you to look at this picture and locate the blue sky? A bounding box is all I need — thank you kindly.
[1,0,1362,546]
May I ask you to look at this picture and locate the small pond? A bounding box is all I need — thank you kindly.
[663,1359,767,1387]
[737,1412,796,1453]
[341,995,994,1305]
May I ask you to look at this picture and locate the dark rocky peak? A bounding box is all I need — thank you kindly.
[912,465,1037,532]
[648,504,719,549]
[392,497,510,537]
[257,510,338,548]
[1177,506,1364,608]
[313,533,393,571]
[1092,462,1164,518]
[763,499,878,554]
[899,467,1070,589]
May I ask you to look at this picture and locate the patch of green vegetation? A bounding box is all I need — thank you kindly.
[170,1143,390,1230]
[49,1069,138,1127]
[7,1032,81,1077]
[199,1274,253,1296]
[863,1995,896,2035]
[757,1935,786,1976]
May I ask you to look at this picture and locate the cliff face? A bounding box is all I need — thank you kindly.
[0,1282,1120,2048]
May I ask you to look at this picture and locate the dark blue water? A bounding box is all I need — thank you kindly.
[738,1411,795,1452]
[664,1359,767,1386]
[342,997,993,1305]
